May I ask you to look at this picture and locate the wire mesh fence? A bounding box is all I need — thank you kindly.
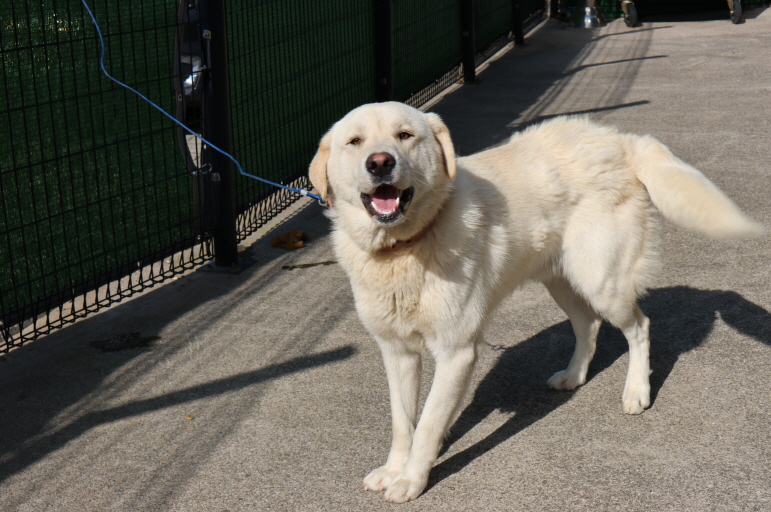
[392,1,462,103]
[225,0,377,240]
[1,1,211,348]
[1,0,548,352]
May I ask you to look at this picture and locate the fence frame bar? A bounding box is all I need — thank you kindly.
[374,0,394,101]
[512,1,525,45]
[199,0,239,267]
[461,0,477,83]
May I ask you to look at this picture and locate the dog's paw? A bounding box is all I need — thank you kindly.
[363,466,400,492]
[622,383,650,415]
[384,475,427,503]
[547,369,585,390]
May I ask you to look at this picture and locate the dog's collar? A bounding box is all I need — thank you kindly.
[379,219,435,253]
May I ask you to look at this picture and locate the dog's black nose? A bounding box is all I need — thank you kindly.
[366,152,396,177]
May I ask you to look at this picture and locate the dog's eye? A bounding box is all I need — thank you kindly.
[398,131,413,141]
[348,137,361,145]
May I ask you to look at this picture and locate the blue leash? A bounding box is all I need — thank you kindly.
[80,0,323,203]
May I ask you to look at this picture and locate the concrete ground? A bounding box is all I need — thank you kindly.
[2,9,770,512]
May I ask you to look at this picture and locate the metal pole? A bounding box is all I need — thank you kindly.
[461,0,476,84]
[199,0,238,268]
[512,0,525,46]
[373,0,393,102]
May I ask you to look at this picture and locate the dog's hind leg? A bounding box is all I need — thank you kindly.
[545,277,602,391]
[557,187,656,414]
[363,342,422,493]
[590,299,651,414]
[614,304,651,415]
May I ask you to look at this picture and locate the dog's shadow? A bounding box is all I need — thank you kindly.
[428,285,771,488]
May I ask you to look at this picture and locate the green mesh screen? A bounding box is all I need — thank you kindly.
[392,0,462,102]
[476,0,513,51]
[0,0,206,348]
[227,1,376,237]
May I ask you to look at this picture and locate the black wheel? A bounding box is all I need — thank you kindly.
[624,4,638,27]
[730,1,744,24]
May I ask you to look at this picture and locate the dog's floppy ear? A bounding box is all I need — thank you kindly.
[309,130,333,200]
[425,112,456,180]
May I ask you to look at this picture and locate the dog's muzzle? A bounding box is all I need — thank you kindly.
[360,152,413,223]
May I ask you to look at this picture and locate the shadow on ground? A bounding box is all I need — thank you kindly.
[431,23,671,154]
[0,200,339,484]
[0,346,354,483]
[427,285,771,489]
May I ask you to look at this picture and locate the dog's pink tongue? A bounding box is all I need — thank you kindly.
[372,186,399,213]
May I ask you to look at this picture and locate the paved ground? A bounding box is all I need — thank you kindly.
[2,9,770,512]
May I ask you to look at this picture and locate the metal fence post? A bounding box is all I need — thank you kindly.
[199,0,238,268]
[374,0,394,102]
[512,1,525,45]
[549,0,559,18]
[461,0,476,84]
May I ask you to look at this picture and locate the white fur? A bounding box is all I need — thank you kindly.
[308,102,763,503]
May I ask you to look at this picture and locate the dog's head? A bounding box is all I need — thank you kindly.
[309,102,455,248]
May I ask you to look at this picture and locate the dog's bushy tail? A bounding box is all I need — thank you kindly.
[631,135,764,239]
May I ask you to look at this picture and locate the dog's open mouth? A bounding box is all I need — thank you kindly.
[361,185,414,223]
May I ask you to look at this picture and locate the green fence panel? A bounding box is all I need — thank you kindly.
[0,0,205,347]
[475,0,513,51]
[226,0,376,237]
[392,0,462,102]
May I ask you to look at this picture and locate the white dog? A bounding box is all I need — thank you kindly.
[308,102,762,503]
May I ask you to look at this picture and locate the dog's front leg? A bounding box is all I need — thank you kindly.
[363,342,422,492]
[384,343,477,503]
